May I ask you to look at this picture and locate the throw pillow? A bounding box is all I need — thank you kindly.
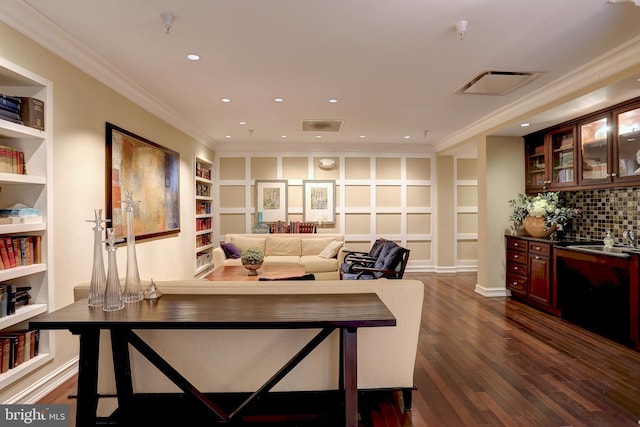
[221,242,241,259]
[318,240,344,259]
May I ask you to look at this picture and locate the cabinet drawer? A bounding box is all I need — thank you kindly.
[507,250,527,265]
[507,261,528,276]
[506,273,527,294]
[507,238,527,251]
[528,241,551,256]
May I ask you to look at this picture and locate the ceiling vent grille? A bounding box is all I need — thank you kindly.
[301,120,344,132]
[457,71,542,95]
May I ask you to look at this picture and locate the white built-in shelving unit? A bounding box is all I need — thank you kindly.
[0,56,54,389]
[194,156,214,276]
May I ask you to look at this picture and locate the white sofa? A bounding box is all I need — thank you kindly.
[212,233,347,280]
[73,278,423,408]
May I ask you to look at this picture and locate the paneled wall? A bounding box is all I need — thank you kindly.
[215,153,435,270]
[455,157,478,271]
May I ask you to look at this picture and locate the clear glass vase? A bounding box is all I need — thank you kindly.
[103,228,124,312]
[122,191,143,303]
[87,209,109,306]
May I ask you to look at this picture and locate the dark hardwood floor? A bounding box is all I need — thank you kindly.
[37,272,640,426]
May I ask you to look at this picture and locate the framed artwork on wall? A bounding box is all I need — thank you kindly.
[303,180,336,224]
[106,122,180,241]
[255,180,288,223]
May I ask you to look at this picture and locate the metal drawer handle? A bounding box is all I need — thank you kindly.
[514,266,519,271]
[535,246,540,250]
[535,256,541,260]
[514,255,519,259]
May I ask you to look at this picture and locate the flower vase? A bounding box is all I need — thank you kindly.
[122,191,143,303]
[87,209,109,306]
[523,215,556,238]
[103,228,124,311]
[242,260,263,276]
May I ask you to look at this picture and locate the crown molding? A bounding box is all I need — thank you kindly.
[435,35,640,153]
[0,1,212,147]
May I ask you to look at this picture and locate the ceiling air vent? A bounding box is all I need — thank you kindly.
[301,120,344,132]
[457,71,542,95]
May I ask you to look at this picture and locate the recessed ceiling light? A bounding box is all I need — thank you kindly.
[186,53,200,61]
[521,123,531,127]
[360,135,366,138]
[281,135,287,138]
[315,135,322,139]
[225,135,231,138]
[328,98,338,103]
[404,135,411,139]
[221,98,231,103]
[239,121,247,125]
[274,97,284,103]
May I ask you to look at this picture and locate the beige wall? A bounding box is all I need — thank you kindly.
[476,136,524,296]
[217,154,436,269]
[0,22,214,400]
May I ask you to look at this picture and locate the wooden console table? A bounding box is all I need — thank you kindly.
[30,293,396,426]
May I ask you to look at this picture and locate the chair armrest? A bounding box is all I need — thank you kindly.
[350,265,404,279]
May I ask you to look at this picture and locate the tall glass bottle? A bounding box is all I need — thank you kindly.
[86,209,110,306]
[122,191,143,303]
[103,228,124,311]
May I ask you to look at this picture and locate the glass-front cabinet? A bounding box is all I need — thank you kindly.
[550,126,576,187]
[524,96,640,192]
[524,126,577,192]
[614,103,640,181]
[579,115,610,185]
[525,133,547,191]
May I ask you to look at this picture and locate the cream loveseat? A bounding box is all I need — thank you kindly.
[73,278,424,409]
[212,233,346,280]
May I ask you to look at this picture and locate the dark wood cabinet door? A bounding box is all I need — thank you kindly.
[528,254,551,305]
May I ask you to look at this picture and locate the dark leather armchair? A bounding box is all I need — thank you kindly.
[341,241,410,280]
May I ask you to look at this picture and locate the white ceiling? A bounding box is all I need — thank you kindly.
[3,0,640,153]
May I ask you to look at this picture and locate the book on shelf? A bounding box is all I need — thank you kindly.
[0,146,26,174]
[0,102,19,115]
[0,236,41,269]
[0,330,39,370]
[0,95,20,111]
[19,97,45,131]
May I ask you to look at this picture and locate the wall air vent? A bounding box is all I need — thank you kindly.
[301,120,344,132]
[457,71,542,95]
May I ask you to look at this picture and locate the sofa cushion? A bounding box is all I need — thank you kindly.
[266,236,301,256]
[319,240,344,258]
[301,237,336,255]
[221,242,241,259]
[301,255,339,273]
[229,235,266,253]
[264,255,301,265]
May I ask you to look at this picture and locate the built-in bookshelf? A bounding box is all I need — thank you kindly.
[0,57,53,388]
[194,156,214,276]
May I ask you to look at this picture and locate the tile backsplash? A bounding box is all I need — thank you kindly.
[563,187,640,243]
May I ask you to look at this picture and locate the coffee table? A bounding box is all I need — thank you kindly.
[204,264,306,281]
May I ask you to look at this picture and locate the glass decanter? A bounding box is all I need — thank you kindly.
[86,209,110,306]
[103,228,124,311]
[122,190,143,303]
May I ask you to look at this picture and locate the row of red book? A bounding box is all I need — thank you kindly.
[268,221,317,234]
[195,162,211,180]
[196,217,212,231]
[0,236,42,270]
[196,201,211,215]
[0,145,26,175]
[0,329,39,373]
[196,233,212,248]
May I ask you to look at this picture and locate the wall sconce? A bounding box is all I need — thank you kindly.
[318,158,336,170]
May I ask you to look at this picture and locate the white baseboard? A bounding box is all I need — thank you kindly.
[6,357,79,404]
[474,284,511,297]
